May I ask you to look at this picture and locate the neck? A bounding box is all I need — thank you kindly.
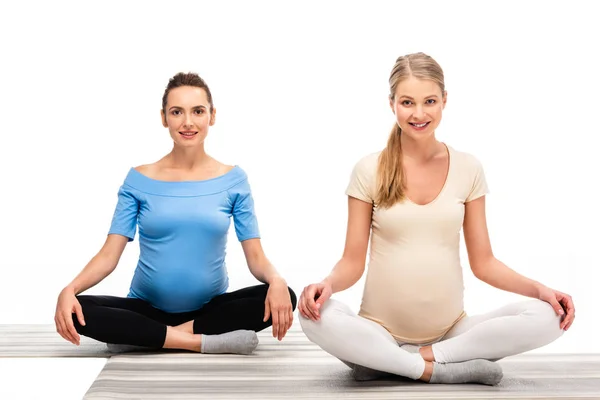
[165,144,212,170]
[400,134,443,162]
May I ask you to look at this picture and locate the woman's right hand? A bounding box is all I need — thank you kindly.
[54,287,85,345]
[299,281,333,321]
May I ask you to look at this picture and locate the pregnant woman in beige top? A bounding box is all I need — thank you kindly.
[299,52,574,386]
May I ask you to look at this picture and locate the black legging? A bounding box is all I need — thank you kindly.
[73,284,297,348]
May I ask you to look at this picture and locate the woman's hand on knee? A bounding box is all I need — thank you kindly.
[263,279,294,341]
[54,287,85,345]
[538,285,575,331]
[299,282,332,322]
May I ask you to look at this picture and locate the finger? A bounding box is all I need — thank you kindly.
[284,310,290,338]
[281,308,290,339]
[288,307,294,330]
[298,295,308,317]
[563,305,575,330]
[559,294,572,307]
[272,309,280,339]
[301,301,315,321]
[57,316,72,343]
[565,314,575,330]
[303,288,319,320]
[306,287,318,314]
[314,289,331,315]
[549,298,564,317]
[565,301,575,326]
[563,317,572,331]
[55,318,68,342]
[565,297,575,314]
[313,296,321,316]
[74,302,86,326]
[557,297,573,330]
[561,317,571,331]
[263,301,271,323]
[559,310,573,330]
[59,317,76,345]
[297,301,307,319]
[315,292,328,309]
[277,310,285,340]
[65,314,80,345]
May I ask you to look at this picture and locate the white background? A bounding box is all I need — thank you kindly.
[1,1,599,398]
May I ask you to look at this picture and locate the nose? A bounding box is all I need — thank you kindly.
[413,105,425,120]
[183,113,194,128]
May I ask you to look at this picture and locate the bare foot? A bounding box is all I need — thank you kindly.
[172,320,194,334]
[163,326,202,352]
[419,345,435,362]
[418,361,433,382]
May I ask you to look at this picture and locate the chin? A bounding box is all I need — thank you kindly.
[403,130,432,139]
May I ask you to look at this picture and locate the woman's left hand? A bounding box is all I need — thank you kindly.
[538,285,575,331]
[264,278,294,341]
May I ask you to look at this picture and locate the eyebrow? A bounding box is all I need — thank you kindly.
[168,105,207,111]
[398,95,439,100]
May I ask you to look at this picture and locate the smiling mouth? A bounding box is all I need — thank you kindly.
[409,122,430,128]
[179,131,198,137]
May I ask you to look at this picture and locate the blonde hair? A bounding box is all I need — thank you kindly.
[375,52,446,208]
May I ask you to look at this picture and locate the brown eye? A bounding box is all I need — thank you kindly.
[402,100,412,106]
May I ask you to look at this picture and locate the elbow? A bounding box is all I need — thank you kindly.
[471,266,486,281]
[341,256,366,280]
[470,255,495,280]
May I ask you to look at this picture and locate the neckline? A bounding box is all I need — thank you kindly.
[405,143,452,207]
[130,165,239,184]
[123,165,246,197]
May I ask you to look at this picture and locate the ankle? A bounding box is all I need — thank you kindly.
[164,327,202,352]
[172,320,194,334]
[418,360,433,382]
[419,345,435,362]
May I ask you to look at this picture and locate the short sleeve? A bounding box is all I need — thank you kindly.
[345,154,377,203]
[465,157,489,202]
[108,184,140,241]
[229,178,261,242]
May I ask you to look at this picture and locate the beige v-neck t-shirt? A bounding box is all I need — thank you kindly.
[345,144,489,344]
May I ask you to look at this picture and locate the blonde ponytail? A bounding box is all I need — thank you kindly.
[375,124,404,208]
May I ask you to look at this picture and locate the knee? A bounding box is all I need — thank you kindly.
[72,295,94,334]
[71,298,86,334]
[524,300,564,339]
[262,284,297,311]
[299,299,346,341]
[75,295,93,308]
[299,310,315,335]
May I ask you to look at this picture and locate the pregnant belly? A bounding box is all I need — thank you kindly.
[130,263,228,313]
[360,258,465,342]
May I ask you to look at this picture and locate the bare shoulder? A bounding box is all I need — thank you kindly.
[134,163,160,179]
[221,163,236,173]
[213,159,236,174]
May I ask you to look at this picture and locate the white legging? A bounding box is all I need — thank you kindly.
[300,298,564,380]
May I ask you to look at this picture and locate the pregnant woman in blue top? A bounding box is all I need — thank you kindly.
[53,73,297,355]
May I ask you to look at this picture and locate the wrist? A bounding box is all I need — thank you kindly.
[268,275,286,286]
[64,283,78,296]
[321,277,334,290]
[533,281,546,298]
